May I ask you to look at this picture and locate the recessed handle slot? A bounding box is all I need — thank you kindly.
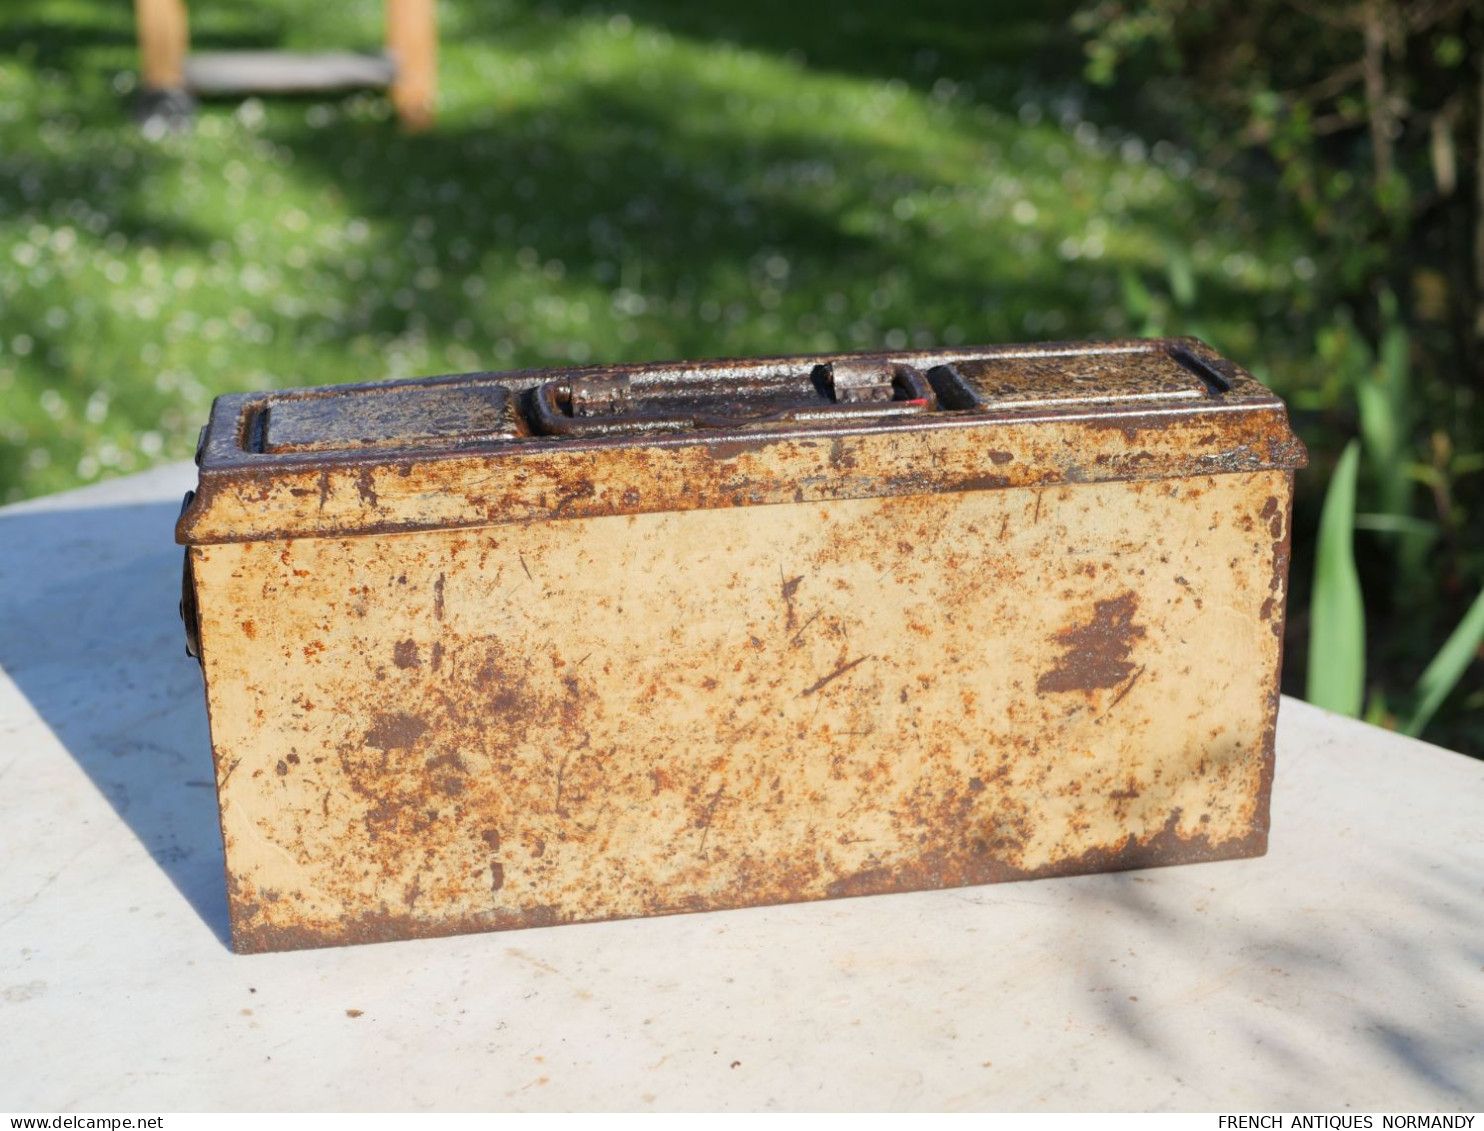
[529,361,937,437]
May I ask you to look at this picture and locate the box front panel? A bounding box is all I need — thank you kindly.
[193,471,1291,951]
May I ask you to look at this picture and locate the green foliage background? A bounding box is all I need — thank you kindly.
[1,0,1480,750]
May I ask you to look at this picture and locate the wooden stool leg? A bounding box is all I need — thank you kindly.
[134,0,190,90]
[387,0,436,130]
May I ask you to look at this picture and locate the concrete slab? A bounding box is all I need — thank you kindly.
[1,465,1480,1111]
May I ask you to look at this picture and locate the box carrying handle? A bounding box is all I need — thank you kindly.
[528,360,938,437]
[178,490,202,662]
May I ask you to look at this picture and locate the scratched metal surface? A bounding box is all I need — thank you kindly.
[192,469,1293,952]
[176,338,1303,546]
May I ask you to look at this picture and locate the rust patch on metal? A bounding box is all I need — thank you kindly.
[364,712,427,751]
[1249,470,1297,851]
[182,341,1302,953]
[176,338,1305,546]
[230,803,1268,953]
[354,467,378,508]
[228,886,564,954]
[1036,593,1147,694]
[822,808,1261,905]
[959,473,1013,492]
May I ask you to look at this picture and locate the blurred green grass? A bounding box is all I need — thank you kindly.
[0,0,1325,501]
[18,0,1477,750]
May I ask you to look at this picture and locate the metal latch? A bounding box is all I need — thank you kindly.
[568,377,635,417]
[824,359,895,403]
[529,361,937,437]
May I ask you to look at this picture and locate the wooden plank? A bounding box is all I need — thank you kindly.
[386,0,436,130]
[183,51,396,94]
[134,0,190,90]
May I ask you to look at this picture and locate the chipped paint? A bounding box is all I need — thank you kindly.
[180,340,1305,953]
[1036,594,1147,694]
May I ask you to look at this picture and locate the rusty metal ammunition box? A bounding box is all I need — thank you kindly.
[176,338,1306,953]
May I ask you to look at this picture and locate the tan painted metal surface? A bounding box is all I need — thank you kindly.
[179,340,1304,952]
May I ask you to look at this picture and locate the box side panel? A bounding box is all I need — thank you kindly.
[192,471,1291,952]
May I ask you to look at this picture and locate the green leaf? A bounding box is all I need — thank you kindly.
[1362,688,1389,729]
[1166,243,1197,309]
[1403,462,1444,488]
[1435,34,1466,67]
[1306,441,1366,716]
[1403,587,1484,738]
[1360,292,1412,520]
[1119,267,1153,322]
[1379,321,1408,402]
[1356,380,1397,490]
[1452,453,1484,477]
[1352,513,1437,537]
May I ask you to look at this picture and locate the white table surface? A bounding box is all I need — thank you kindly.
[1,463,1481,1113]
